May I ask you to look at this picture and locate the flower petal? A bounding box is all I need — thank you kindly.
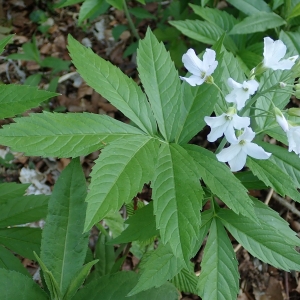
[182,49,203,75]
[202,49,216,70]
[231,115,250,130]
[180,74,204,86]
[204,114,226,127]
[224,125,238,143]
[263,37,287,68]
[227,78,242,89]
[228,150,247,172]
[238,126,255,142]
[207,125,226,142]
[244,142,271,159]
[271,58,297,70]
[243,79,259,95]
[216,144,241,162]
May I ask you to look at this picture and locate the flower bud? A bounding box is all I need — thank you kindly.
[288,108,300,117]
[273,107,289,132]
[295,83,300,90]
[295,90,300,99]
[279,82,287,88]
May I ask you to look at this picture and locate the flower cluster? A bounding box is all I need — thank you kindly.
[181,37,299,172]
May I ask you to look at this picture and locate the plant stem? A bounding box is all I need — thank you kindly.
[123,0,140,40]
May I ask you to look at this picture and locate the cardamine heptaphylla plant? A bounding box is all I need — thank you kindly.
[1,29,300,299]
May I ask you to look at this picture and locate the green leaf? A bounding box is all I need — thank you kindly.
[237,50,262,70]
[128,243,184,295]
[34,252,63,299]
[24,74,42,86]
[226,0,271,15]
[255,69,292,130]
[54,0,83,8]
[84,135,159,230]
[287,2,300,19]
[93,232,115,277]
[0,183,30,204]
[0,194,48,227]
[251,197,300,246]
[279,31,300,56]
[67,35,157,135]
[137,28,181,141]
[0,246,30,277]
[0,227,41,260]
[0,85,57,119]
[198,218,239,300]
[106,0,123,10]
[257,142,300,189]
[229,12,286,35]
[234,171,267,190]
[40,158,89,295]
[40,57,71,73]
[218,209,300,271]
[247,157,300,202]
[0,269,48,299]
[110,202,158,244]
[0,35,13,55]
[73,271,180,300]
[129,7,156,19]
[63,260,99,300]
[104,211,124,238]
[185,145,258,223]
[189,4,237,31]
[0,112,144,158]
[152,143,203,262]
[78,0,108,25]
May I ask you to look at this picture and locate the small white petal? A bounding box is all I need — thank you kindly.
[207,125,227,142]
[243,80,259,95]
[202,49,216,70]
[204,114,227,127]
[271,58,297,70]
[227,78,242,89]
[263,37,287,67]
[244,142,271,159]
[276,114,289,132]
[182,49,202,75]
[238,127,255,142]
[216,144,242,162]
[231,115,250,130]
[180,75,204,86]
[224,125,238,143]
[228,150,247,172]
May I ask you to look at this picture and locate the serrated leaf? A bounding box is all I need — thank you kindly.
[63,260,99,300]
[40,158,89,295]
[129,243,184,295]
[0,227,41,260]
[218,209,300,271]
[84,136,159,230]
[0,183,30,204]
[137,28,181,141]
[189,4,237,31]
[0,34,13,55]
[78,0,108,25]
[279,31,300,56]
[185,145,258,223]
[129,7,156,19]
[237,50,262,70]
[152,143,203,262]
[0,85,57,119]
[67,35,156,135]
[247,157,300,202]
[0,246,30,277]
[24,74,42,86]
[104,211,124,238]
[169,20,236,53]
[226,0,271,15]
[234,171,267,190]
[0,112,144,157]
[110,202,158,244]
[0,194,48,227]
[257,141,300,189]
[0,269,48,300]
[229,12,286,35]
[198,218,239,300]
[106,0,123,10]
[73,271,180,300]
[251,197,300,246]
[255,69,293,131]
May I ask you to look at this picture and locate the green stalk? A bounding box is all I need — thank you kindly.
[123,0,140,40]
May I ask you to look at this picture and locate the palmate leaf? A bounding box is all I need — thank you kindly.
[152,143,203,262]
[0,85,57,119]
[0,269,48,300]
[84,135,159,231]
[67,35,157,135]
[185,145,258,223]
[218,209,300,271]
[247,157,300,202]
[198,218,239,300]
[40,158,89,295]
[0,112,144,158]
[137,28,181,141]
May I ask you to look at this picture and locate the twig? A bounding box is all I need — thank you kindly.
[272,193,300,218]
[264,188,274,205]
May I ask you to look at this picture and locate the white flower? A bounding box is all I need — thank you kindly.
[273,107,289,132]
[287,125,300,155]
[204,107,250,143]
[180,48,218,86]
[225,78,259,110]
[263,37,298,70]
[216,127,271,172]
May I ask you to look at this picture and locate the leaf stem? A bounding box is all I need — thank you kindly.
[123,0,140,40]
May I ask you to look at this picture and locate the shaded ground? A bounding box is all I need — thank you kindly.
[1,1,300,299]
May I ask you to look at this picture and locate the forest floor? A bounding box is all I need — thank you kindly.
[1,1,300,299]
